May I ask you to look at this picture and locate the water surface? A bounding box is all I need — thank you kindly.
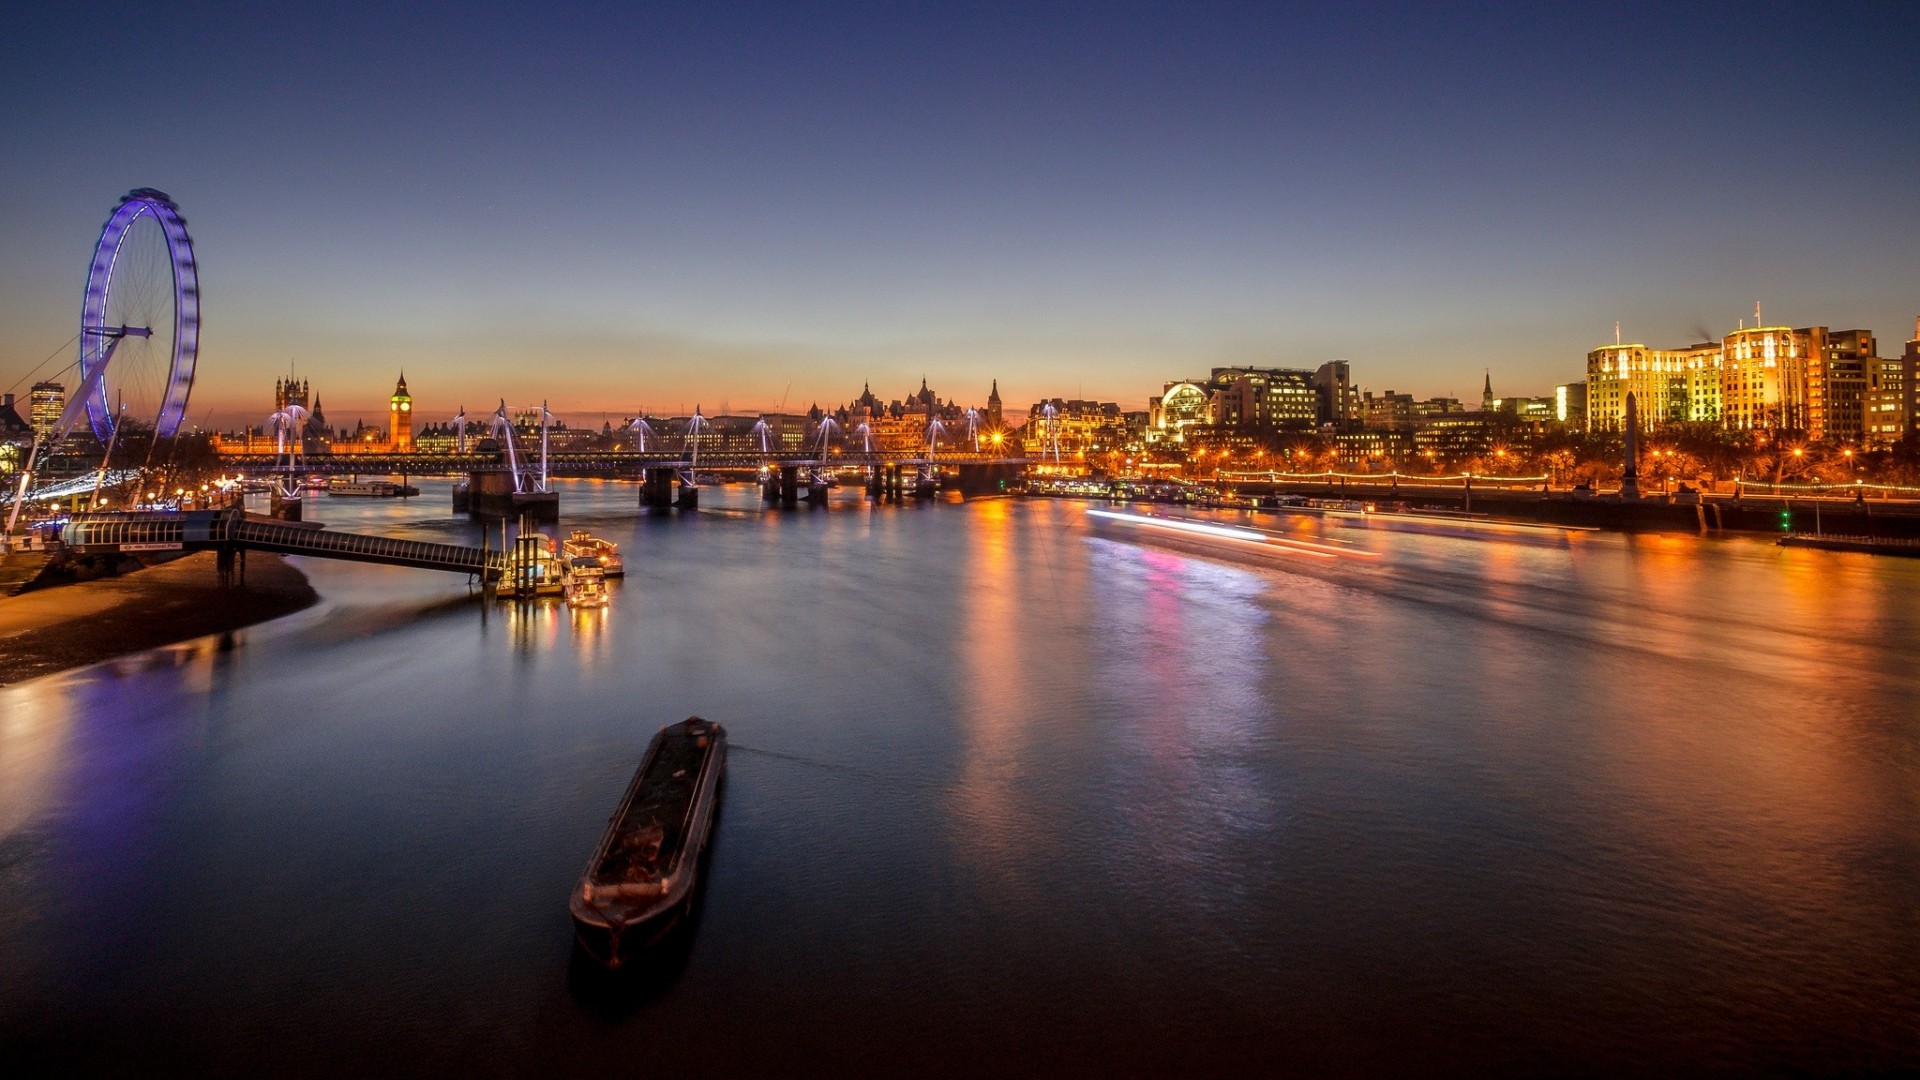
[3,481,1917,1075]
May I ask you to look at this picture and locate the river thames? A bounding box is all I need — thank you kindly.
[3,481,1917,1076]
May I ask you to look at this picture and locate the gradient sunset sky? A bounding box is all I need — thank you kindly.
[3,2,1917,430]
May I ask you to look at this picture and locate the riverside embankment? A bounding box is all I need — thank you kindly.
[1225,479,1920,536]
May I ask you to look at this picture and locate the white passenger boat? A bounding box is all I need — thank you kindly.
[561,530,624,577]
[563,556,609,607]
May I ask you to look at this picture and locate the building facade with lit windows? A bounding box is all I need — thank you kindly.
[1361,390,1466,431]
[1866,350,1907,448]
[1333,428,1414,466]
[1903,318,1920,444]
[29,381,64,440]
[1682,345,1722,423]
[1585,342,1714,431]
[1555,383,1588,429]
[1023,398,1136,462]
[1311,361,1361,426]
[1721,325,1877,443]
[1207,367,1320,430]
[1819,329,1873,447]
[1147,381,1212,444]
[1588,322,1885,441]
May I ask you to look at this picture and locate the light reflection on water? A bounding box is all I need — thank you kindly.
[3,480,1918,1076]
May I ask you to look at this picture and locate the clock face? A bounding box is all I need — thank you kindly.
[400,402,411,411]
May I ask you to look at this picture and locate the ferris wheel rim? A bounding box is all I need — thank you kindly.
[77,188,200,442]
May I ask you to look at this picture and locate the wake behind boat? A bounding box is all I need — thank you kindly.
[571,717,727,967]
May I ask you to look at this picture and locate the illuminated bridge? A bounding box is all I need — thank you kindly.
[62,510,505,580]
[213,447,1031,518]
[210,449,1028,475]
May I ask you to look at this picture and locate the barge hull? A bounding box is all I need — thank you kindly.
[570,717,726,969]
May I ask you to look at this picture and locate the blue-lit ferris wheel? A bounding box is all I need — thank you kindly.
[74,188,200,441]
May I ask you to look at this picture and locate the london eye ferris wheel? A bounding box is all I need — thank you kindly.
[73,188,201,441]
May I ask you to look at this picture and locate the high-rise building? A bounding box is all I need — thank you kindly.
[1311,361,1360,426]
[1865,350,1906,448]
[1819,329,1874,446]
[29,381,64,440]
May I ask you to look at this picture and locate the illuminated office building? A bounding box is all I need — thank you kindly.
[30,381,64,440]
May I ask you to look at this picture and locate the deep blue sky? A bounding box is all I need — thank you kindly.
[3,1,1917,428]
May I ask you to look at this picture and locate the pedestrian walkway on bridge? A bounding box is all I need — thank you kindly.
[61,510,506,581]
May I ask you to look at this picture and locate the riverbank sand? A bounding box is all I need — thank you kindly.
[0,552,318,687]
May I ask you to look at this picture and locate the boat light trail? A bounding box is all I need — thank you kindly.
[1087,508,1376,561]
[1089,508,1266,542]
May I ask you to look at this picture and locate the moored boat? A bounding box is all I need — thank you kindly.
[326,478,420,497]
[563,556,609,607]
[570,717,727,968]
[1779,533,1920,558]
[561,529,624,577]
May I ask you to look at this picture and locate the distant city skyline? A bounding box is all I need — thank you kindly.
[4,2,1917,431]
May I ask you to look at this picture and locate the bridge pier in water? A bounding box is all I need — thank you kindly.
[458,471,559,523]
[676,476,700,510]
[879,464,905,502]
[268,491,302,522]
[759,466,807,508]
[954,461,1022,498]
[640,468,676,509]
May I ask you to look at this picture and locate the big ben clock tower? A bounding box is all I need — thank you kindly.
[389,372,413,451]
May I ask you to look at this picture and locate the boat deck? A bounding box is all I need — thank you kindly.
[593,724,711,884]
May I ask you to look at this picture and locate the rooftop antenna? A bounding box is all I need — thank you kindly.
[1755,301,1762,326]
[1614,321,1621,346]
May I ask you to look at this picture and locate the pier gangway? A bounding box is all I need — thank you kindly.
[61,510,507,580]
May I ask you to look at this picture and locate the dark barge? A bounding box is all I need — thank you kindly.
[570,717,727,968]
[1779,533,1920,558]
